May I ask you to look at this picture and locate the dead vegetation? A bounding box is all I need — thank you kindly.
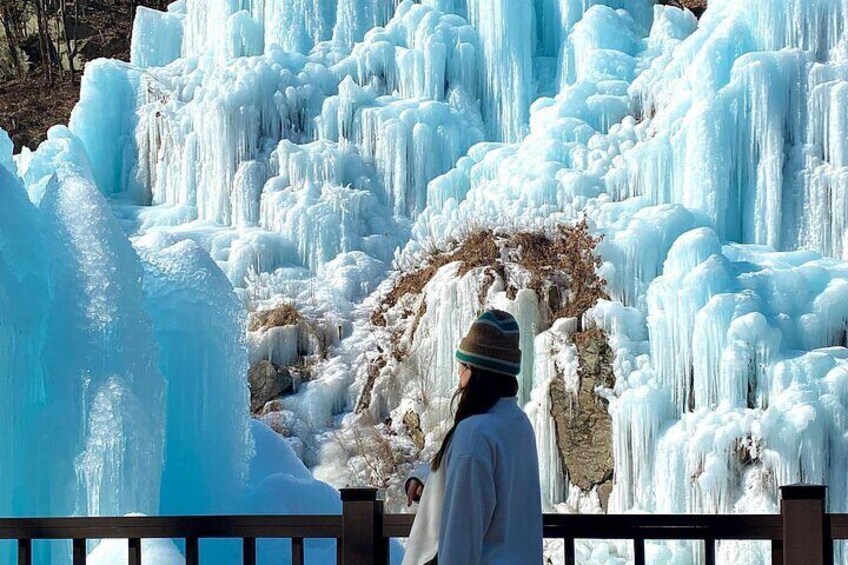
[360,220,608,418]
[249,303,303,332]
[370,229,502,327]
[332,416,417,506]
[509,220,608,320]
[371,219,608,327]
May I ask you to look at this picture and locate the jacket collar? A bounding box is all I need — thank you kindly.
[489,396,519,413]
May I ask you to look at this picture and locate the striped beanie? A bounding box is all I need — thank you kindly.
[455,310,522,376]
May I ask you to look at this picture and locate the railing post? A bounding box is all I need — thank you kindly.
[780,484,830,565]
[341,487,387,565]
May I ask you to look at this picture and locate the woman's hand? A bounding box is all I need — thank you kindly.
[406,477,424,506]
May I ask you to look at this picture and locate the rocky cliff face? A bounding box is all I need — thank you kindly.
[248,360,294,413]
[549,327,616,509]
[246,304,334,415]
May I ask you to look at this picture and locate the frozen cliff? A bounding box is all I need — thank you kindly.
[5,0,848,563]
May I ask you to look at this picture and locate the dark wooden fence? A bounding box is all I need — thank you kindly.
[0,484,841,565]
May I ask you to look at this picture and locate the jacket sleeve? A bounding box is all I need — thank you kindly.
[411,462,431,485]
[405,462,431,494]
[437,454,496,565]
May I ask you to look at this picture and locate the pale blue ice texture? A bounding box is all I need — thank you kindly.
[0,133,342,565]
[8,0,848,563]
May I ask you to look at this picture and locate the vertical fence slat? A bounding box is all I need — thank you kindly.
[128,538,141,565]
[771,540,783,565]
[291,537,304,565]
[633,538,645,565]
[17,539,32,565]
[185,537,199,565]
[703,538,716,565]
[73,539,86,565]
[337,536,343,564]
[242,537,256,565]
[563,537,576,565]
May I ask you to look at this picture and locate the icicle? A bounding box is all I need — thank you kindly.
[467,0,534,141]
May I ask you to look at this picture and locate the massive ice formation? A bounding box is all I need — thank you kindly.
[41,171,166,519]
[136,233,251,515]
[0,131,339,565]
[0,167,52,520]
[9,0,848,563]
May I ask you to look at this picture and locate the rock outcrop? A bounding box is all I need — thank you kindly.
[403,410,426,452]
[549,327,615,507]
[248,360,294,413]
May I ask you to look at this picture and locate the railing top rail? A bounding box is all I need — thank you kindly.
[384,513,785,541]
[0,515,342,540]
[545,514,784,541]
[3,509,847,543]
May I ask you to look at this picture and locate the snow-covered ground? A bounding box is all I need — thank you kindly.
[4,0,848,563]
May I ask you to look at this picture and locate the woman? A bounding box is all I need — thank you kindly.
[402,310,543,565]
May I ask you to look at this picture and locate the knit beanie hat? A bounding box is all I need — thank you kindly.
[455,310,522,376]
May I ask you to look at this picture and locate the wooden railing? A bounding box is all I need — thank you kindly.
[0,484,840,564]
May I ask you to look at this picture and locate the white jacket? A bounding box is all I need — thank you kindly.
[403,397,543,565]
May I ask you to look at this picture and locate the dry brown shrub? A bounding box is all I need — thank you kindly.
[371,229,501,326]
[371,219,607,327]
[249,303,302,332]
[521,219,608,320]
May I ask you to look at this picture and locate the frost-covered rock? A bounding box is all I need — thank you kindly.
[250,360,295,412]
[549,327,615,500]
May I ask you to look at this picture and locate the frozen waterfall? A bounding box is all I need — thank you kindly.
[6,0,848,563]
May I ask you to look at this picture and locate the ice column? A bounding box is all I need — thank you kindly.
[259,0,337,54]
[137,235,251,515]
[39,174,165,519]
[69,60,142,195]
[333,0,400,46]
[609,384,674,512]
[646,228,733,413]
[131,6,185,68]
[467,0,534,141]
[0,168,51,523]
[319,80,484,218]
[131,51,329,221]
[332,2,480,103]
[798,66,848,259]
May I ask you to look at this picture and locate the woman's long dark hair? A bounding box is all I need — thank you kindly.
[431,365,519,471]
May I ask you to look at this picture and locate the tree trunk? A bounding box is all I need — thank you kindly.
[59,0,75,82]
[0,6,25,78]
[35,0,54,84]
